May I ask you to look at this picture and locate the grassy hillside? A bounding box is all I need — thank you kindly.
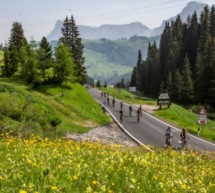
[101,87,215,142]
[0,136,214,192]
[0,77,112,138]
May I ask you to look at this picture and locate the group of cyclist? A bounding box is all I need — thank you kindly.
[119,102,142,122]
[101,92,189,149]
[165,126,189,149]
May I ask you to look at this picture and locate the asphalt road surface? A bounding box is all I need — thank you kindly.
[89,88,215,152]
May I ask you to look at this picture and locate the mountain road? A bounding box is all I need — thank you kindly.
[89,88,215,152]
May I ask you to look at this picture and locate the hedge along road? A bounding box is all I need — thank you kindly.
[89,88,215,152]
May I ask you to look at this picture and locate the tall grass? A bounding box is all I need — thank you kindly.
[0,135,214,193]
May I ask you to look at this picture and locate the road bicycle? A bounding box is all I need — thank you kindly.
[181,138,188,149]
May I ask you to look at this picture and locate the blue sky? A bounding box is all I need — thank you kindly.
[0,0,214,43]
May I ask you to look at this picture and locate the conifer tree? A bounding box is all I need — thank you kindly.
[8,22,26,75]
[61,15,86,84]
[197,37,215,106]
[210,6,215,38]
[136,49,143,91]
[2,46,12,77]
[181,55,194,104]
[171,16,183,69]
[184,12,199,74]
[172,69,183,102]
[166,71,173,96]
[140,60,148,94]
[195,7,214,106]
[145,42,160,97]
[37,37,53,81]
[198,6,210,53]
[130,67,137,87]
[159,23,172,81]
[61,16,71,45]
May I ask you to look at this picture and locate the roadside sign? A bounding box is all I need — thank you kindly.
[157,91,171,109]
[199,108,207,115]
[129,87,136,92]
[198,119,206,124]
[198,107,207,125]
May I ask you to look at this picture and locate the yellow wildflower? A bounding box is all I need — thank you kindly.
[131,178,136,183]
[19,190,27,193]
[92,180,97,185]
[159,182,164,188]
[181,183,187,190]
[85,186,93,193]
[101,185,106,192]
[51,186,58,190]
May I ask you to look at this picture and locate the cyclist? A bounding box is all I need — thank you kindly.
[137,109,141,122]
[180,128,188,149]
[119,109,123,122]
[112,97,115,107]
[120,101,123,110]
[165,126,173,147]
[107,96,110,105]
[129,105,132,117]
[139,105,143,117]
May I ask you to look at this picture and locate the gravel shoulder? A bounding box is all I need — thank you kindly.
[66,123,138,147]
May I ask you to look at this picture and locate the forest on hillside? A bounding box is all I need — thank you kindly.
[131,6,215,110]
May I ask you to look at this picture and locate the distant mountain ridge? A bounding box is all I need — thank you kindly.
[47,1,210,41]
[47,22,150,41]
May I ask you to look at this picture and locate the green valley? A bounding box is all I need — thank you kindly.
[83,36,160,83]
